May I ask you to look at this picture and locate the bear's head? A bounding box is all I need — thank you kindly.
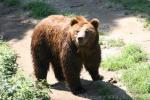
[69,16,99,48]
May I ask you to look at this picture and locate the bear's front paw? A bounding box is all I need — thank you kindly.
[71,87,86,95]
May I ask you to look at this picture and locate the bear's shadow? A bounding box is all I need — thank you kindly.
[50,79,132,100]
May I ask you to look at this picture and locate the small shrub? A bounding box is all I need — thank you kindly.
[102,44,147,70]
[0,71,50,100]
[24,1,58,18]
[0,42,50,100]
[0,42,17,78]
[122,63,150,95]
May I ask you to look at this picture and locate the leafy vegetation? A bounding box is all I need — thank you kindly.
[122,63,150,99]
[24,1,58,18]
[0,42,50,100]
[102,44,147,71]
[0,0,20,6]
[0,42,17,78]
[102,44,150,99]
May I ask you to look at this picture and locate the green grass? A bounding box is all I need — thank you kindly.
[0,0,20,6]
[102,44,147,71]
[24,1,58,18]
[122,63,150,98]
[102,43,150,99]
[0,42,50,99]
[100,37,125,48]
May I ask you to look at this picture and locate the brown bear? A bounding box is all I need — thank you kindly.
[31,15,103,95]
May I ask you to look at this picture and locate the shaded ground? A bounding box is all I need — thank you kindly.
[0,0,150,100]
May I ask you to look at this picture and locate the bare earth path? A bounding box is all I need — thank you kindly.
[0,0,150,100]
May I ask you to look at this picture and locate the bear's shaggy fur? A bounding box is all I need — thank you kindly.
[31,15,103,95]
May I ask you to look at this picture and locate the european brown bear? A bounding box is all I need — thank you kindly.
[31,15,103,95]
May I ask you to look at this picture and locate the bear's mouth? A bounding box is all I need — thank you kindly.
[77,40,88,47]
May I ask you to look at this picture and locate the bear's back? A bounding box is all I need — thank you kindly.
[34,15,72,33]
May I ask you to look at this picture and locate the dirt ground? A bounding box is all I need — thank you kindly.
[0,0,150,100]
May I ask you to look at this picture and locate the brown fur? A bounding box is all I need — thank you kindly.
[31,15,103,95]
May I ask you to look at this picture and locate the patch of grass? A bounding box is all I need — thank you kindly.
[24,1,58,18]
[0,42,50,99]
[111,0,150,14]
[122,63,150,98]
[99,37,125,48]
[0,42,17,78]
[102,44,147,71]
[0,0,20,6]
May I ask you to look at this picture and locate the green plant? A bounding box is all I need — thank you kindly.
[24,1,58,18]
[0,42,50,100]
[122,63,150,98]
[0,42,17,78]
[0,71,50,100]
[102,44,147,70]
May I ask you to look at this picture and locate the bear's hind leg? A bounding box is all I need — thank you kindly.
[31,39,50,80]
[51,59,65,81]
[32,55,50,80]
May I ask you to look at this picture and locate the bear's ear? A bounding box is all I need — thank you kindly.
[71,18,78,26]
[90,18,99,29]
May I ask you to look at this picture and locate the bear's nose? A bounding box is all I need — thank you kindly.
[78,37,84,42]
